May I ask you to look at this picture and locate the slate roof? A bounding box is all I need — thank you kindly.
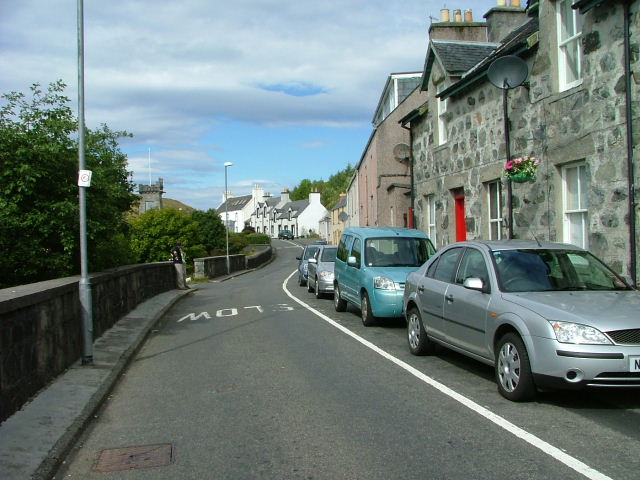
[217,194,252,212]
[440,16,540,100]
[422,41,499,91]
[332,197,347,210]
[277,199,310,220]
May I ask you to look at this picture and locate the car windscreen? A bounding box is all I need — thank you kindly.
[492,249,632,292]
[321,248,337,262]
[364,237,435,267]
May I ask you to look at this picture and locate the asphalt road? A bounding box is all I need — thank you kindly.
[56,239,640,480]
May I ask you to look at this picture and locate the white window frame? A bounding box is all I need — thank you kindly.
[487,180,503,240]
[556,0,583,91]
[562,162,588,248]
[426,194,437,247]
[437,88,448,145]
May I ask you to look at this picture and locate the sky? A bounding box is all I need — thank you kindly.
[1,0,498,211]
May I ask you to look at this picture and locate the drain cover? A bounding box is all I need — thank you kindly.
[94,443,173,472]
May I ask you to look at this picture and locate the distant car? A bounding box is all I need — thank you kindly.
[307,245,338,298]
[278,229,294,240]
[296,244,321,286]
[313,239,328,245]
[403,240,640,402]
[333,227,435,326]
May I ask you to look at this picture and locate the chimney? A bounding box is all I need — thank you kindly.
[280,189,290,205]
[429,5,487,42]
[484,1,528,43]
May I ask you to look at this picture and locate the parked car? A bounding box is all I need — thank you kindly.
[296,244,321,286]
[403,239,640,401]
[278,229,294,240]
[333,227,435,326]
[307,245,338,298]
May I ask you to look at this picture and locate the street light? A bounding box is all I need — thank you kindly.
[224,162,233,275]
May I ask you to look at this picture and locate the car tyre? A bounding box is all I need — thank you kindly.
[298,274,305,287]
[360,291,376,327]
[495,333,536,402]
[314,279,323,299]
[406,307,436,355]
[334,283,347,312]
[307,277,314,293]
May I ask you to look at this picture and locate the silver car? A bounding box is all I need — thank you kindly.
[307,245,337,298]
[403,240,640,401]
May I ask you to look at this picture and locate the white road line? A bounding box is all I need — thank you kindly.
[282,270,613,480]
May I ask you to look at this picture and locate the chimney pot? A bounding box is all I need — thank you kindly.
[454,9,462,22]
[464,10,473,22]
[440,8,450,22]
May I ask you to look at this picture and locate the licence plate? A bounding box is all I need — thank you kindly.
[630,356,640,372]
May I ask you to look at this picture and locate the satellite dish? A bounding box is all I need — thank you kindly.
[393,143,410,162]
[487,55,529,90]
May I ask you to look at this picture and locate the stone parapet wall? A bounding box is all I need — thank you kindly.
[193,245,273,279]
[0,263,176,422]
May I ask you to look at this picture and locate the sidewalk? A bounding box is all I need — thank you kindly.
[0,287,195,480]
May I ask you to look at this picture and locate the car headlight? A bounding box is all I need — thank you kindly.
[319,271,334,281]
[374,276,396,290]
[549,321,612,345]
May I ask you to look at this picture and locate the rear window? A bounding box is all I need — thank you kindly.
[364,237,435,267]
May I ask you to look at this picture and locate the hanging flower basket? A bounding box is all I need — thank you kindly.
[504,156,539,183]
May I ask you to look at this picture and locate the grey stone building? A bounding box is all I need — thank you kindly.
[138,178,164,214]
[405,0,638,282]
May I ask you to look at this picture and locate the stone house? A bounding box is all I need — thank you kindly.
[349,72,427,228]
[405,0,638,282]
[138,178,164,214]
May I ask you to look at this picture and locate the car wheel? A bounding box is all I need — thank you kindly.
[406,307,436,355]
[334,283,347,312]
[307,277,314,292]
[495,333,536,402]
[298,273,305,287]
[360,291,376,327]
[314,279,323,299]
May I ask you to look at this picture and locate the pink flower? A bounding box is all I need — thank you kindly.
[505,160,514,170]
[514,157,523,164]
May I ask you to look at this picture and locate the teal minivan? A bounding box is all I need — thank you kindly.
[333,227,435,326]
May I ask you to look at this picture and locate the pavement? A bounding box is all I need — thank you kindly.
[0,286,199,480]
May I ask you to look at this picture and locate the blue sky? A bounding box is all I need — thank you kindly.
[1,0,498,210]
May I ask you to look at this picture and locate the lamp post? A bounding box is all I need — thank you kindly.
[224,162,233,275]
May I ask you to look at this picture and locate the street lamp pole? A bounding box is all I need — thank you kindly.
[224,162,233,275]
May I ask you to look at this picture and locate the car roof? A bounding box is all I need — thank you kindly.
[447,239,585,252]
[343,226,429,239]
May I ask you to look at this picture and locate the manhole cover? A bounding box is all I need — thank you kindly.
[94,443,173,472]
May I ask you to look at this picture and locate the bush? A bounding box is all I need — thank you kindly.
[245,233,271,244]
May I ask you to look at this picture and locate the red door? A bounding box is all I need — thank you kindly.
[454,192,466,241]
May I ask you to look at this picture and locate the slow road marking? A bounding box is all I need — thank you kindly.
[282,270,612,480]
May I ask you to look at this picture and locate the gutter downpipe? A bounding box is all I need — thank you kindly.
[623,0,637,286]
[400,122,415,228]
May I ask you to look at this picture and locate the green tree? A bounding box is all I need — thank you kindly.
[0,81,136,287]
[289,164,354,210]
[191,209,226,254]
[129,208,204,263]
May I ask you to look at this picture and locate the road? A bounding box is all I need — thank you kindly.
[56,239,640,480]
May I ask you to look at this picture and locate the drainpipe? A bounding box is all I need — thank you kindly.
[400,123,415,228]
[623,0,637,286]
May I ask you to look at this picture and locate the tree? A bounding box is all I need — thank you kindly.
[190,209,226,254]
[129,208,204,263]
[0,81,136,287]
[289,164,354,210]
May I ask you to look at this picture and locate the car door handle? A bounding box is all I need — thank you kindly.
[418,285,424,293]
[445,294,454,303]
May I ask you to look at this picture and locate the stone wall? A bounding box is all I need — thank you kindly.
[193,245,273,280]
[0,263,176,422]
[412,1,639,278]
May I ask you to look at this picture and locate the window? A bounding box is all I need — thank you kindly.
[455,248,489,289]
[426,195,437,246]
[487,180,503,240]
[562,163,588,248]
[431,247,463,283]
[351,238,362,268]
[337,235,353,262]
[437,88,448,145]
[557,0,582,91]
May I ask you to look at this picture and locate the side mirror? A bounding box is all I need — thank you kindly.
[463,277,485,292]
[347,256,358,267]
[296,256,301,261]
[309,258,317,264]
